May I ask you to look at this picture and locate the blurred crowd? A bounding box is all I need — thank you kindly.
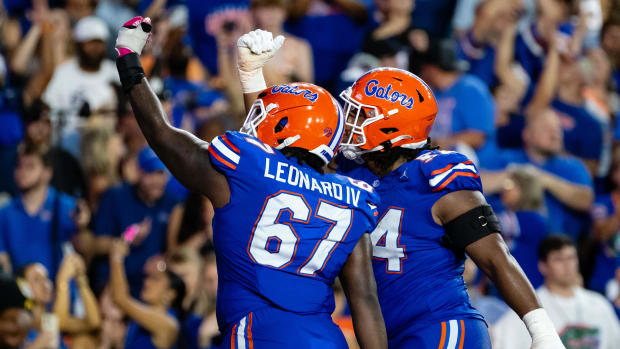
[1,0,620,348]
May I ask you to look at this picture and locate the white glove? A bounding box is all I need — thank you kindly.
[236,29,285,93]
[115,16,152,57]
[523,309,566,349]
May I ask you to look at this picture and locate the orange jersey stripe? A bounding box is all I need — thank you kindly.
[437,321,446,349]
[231,324,238,349]
[458,320,465,349]
[209,146,237,170]
[432,171,479,192]
[222,135,241,153]
[248,313,253,349]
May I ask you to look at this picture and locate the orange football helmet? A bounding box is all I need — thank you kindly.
[241,83,344,164]
[339,67,438,159]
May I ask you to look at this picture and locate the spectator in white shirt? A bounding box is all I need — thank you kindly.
[493,234,620,349]
[42,16,119,157]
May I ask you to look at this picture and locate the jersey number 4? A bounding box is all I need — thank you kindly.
[248,191,352,276]
[370,208,406,273]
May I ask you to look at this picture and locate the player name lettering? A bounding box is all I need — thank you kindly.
[263,158,361,207]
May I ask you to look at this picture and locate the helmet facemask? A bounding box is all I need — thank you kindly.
[240,99,269,137]
[339,87,383,160]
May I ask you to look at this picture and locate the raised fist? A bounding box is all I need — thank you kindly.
[115,16,152,57]
[237,29,285,73]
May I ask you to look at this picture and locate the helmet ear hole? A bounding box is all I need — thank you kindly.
[380,128,398,134]
[274,117,288,133]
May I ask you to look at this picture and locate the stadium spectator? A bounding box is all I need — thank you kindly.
[166,192,213,253]
[42,16,119,157]
[53,254,101,348]
[89,146,177,297]
[167,247,208,349]
[0,274,33,349]
[420,39,497,167]
[581,48,614,180]
[589,153,620,294]
[514,0,585,84]
[10,4,71,109]
[552,57,604,177]
[496,168,548,288]
[24,115,86,198]
[79,120,123,211]
[482,109,594,240]
[492,6,532,150]
[455,0,524,87]
[97,287,126,349]
[167,247,203,311]
[0,143,90,277]
[251,0,314,84]
[362,0,427,73]
[15,263,63,349]
[493,234,620,349]
[109,239,185,349]
[193,250,219,349]
[286,0,370,89]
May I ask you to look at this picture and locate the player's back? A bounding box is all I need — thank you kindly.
[339,150,485,337]
[208,131,379,332]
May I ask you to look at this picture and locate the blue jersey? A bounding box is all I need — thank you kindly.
[208,131,379,330]
[339,150,485,338]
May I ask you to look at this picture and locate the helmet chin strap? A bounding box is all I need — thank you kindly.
[275,135,301,149]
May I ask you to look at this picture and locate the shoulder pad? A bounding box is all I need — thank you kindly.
[415,150,482,193]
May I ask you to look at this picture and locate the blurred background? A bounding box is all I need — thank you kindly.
[0,0,620,348]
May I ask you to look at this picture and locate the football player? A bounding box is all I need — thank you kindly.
[114,17,387,349]
[239,33,566,349]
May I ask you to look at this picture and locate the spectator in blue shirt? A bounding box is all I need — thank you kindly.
[455,0,524,87]
[0,143,89,277]
[589,155,620,294]
[514,0,584,84]
[420,39,497,168]
[495,168,548,288]
[482,108,594,241]
[90,147,178,297]
[552,58,604,177]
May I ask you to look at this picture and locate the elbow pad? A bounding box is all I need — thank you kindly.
[116,53,145,93]
[441,205,502,257]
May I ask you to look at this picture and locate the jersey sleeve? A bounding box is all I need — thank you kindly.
[418,151,482,193]
[207,131,244,175]
[356,184,381,233]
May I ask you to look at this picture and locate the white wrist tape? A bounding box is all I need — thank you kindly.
[523,308,564,348]
[238,68,267,94]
